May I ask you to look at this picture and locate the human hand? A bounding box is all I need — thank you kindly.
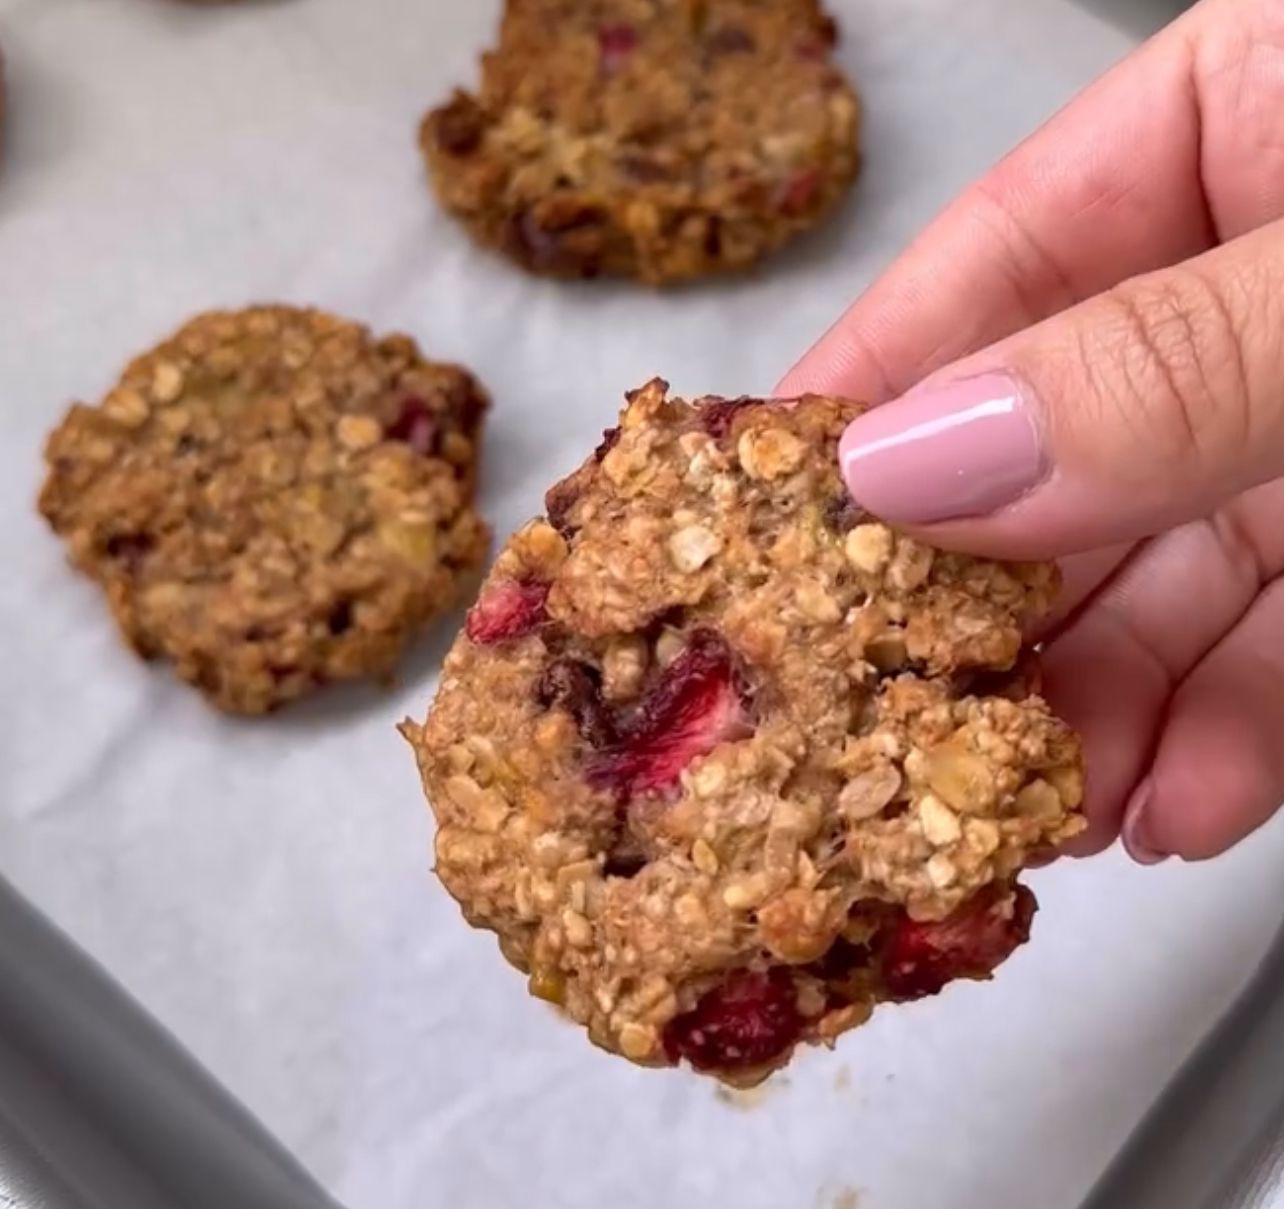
[780,0,1284,865]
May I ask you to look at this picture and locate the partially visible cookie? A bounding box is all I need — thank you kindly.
[422,0,860,284]
[39,306,490,714]
[404,380,1085,1084]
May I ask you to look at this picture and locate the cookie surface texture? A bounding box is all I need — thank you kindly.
[40,306,490,713]
[405,380,1085,1083]
[422,0,861,284]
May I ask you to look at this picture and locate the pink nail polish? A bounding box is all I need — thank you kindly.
[1122,783,1168,866]
[838,372,1047,524]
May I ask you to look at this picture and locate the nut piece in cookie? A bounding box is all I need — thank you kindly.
[403,380,1085,1084]
[39,306,490,714]
[421,0,860,285]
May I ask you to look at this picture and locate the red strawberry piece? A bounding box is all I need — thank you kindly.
[796,16,837,60]
[433,92,487,156]
[882,885,1037,1001]
[704,215,724,259]
[598,23,639,73]
[104,532,155,575]
[586,630,752,798]
[509,206,606,276]
[327,599,354,635]
[618,153,675,183]
[593,425,622,461]
[538,659,618,748]
[445,375,488,435]
[385,397,438,456]
[465,579,550,645]
[776,168,821,217]
[509,210,563,271]
[707,25,756,55]
[545,426,619,537]
[602,849,647,880]
[544,480,581,538]
[810,936,874,984]
[696,396,756,439]
[663,969,804,1072]
[797,17,839,59]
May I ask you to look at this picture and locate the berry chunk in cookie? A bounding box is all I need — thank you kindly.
[421,0,860,285]
[403,380,1084,1084]
[39,306,490,714]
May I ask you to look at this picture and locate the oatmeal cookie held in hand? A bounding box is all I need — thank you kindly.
[39,307,489,714]
[403,380,1084,1084]
[421,0,860,284]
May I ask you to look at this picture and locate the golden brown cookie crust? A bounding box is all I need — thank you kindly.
[40,306,490,714]
[422,0,861,285]
[404,380,1085,1082]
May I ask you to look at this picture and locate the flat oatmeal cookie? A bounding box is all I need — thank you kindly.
[39,306,490,714]
[421,0,860,284]
[403,380,1085,1084]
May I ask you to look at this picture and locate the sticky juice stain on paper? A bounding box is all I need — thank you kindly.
[834,1064,852,1092]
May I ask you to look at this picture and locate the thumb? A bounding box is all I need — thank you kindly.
[835,219,1284,559]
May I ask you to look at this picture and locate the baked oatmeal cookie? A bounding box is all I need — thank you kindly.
[403,380,1085,1084]
[39,306,489,714]
[421,0,860,285]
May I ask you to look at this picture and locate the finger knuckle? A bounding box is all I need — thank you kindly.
[970,177,1078,322]
[1085,268,1252,472]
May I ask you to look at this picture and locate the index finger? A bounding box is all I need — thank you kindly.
[777,6,1221,401]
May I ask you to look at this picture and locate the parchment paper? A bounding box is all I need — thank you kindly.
[2,2,1279,1207]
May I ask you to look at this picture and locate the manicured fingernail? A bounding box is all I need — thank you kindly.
[838,372,1046,523]
[1122,782,1168,865]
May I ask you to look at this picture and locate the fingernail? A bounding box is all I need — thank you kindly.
[1122,782,1168,865]
[838,371,1047,524]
